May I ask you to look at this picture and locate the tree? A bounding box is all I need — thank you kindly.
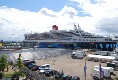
[16,53,24,77]
[0,53,8,72]
[16,53,23,68]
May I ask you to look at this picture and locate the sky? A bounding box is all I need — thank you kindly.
[0,0,118,41]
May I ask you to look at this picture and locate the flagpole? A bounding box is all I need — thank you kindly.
[84,58,86,80]
[99,59,101,80]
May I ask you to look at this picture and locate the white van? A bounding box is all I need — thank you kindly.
[71,51,86,59]
[94,65,114,74]
[71,52,84,59]
[91,68,103,80]
[92,68,111,80]
[76,51,86,56]
[75,53,84,59]
[92,67,111,78]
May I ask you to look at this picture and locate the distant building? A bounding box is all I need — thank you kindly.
[0,41,22,51]
[0,43,2,47]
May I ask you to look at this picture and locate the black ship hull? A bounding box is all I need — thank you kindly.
[32,42,117,51]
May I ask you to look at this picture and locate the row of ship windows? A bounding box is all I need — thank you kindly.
[73,39,98,41]
[73,39,112,41]
[81,37,103,38]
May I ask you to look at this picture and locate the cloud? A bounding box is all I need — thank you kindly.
[0,0,118,41]
[59,6,78,18]
[70,0,118,37]
[96,17,118,34]
[0,5,80,41]
[39,8,57,17]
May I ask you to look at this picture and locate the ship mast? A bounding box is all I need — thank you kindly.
[78,24,81,30]
[74,23,77,30]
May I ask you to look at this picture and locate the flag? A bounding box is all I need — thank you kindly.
[110,44,112,48]
[116,44,118,48]
[113,44,116,48]
[106,44,109,49]
[99,63,102,77]
[100,44,103,48]
[99,64,104,76]
[84,60,86,75]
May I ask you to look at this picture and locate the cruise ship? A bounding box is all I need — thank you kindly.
[23,24,118,51]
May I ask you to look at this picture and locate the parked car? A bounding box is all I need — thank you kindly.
[44,64,50,68]
[63,74,72,80]
[22,60,30,64]
[38,69,52,77]
[23,60,30,62]
[31,66,40,71]
[54,72,64,80]
[44,70,52,77]
[71,76,80,80]
[40,68,52,72]
[39,65,51,71]
[24,61,35,66]
[50,70,58,76]
[27,63,36,69]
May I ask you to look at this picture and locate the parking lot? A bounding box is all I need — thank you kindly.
[35,54,118,80]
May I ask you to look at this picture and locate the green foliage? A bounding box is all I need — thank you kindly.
[3,73,12,78]
[12,70,25,77]
[16,54,24,68]
[0,53,8,71]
